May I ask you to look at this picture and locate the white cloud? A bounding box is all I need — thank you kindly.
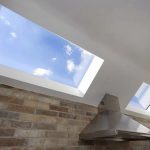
[76,49,92,71]
[10,32,17,38]
[67,59,75,73]
[52,57,57,61]
[66,48,92,76]
[0,15,10,25]
[5,20,10,25]
[65,44,73,56]
[73,49,93,84]
[33,68,53,77]
[0,15,5,20]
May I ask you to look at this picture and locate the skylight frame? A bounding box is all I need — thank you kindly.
[0,56,103,97]
[147,106,150,111]
[125,82,150,118]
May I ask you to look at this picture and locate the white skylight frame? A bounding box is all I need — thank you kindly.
[138,84,150,110]
[125,82,150,118]
[0,56,104,97]
[147,106,150,111]
[125,104,150,119]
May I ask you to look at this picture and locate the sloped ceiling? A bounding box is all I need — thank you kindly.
[0,0,150,118]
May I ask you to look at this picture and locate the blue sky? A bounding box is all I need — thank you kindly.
[0,6,94,87]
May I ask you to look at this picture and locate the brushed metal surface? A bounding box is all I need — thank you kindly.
[80,94,150,141]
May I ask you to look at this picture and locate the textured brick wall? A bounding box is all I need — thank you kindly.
[0,84,150,150]
[0,85,97,150]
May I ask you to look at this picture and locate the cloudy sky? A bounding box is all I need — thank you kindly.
[0,6,94,87]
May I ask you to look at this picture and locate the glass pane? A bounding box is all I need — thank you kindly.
[0,6,94,87]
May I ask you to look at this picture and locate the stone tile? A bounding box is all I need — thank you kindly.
[27,138,45,146]
[36,109,58,117]
[10,98,24,105]
[19,113,57,124]
[0,95,24,105]
[10,120,32,129]
[60,101,76,109]
[0,102,8,110]
[45,131,68,138]
[49,105,68,113]
[74,104,97,113]
[14,129,41,138]
[7,104,35,114]
[0,95,12,103]
[56,125,68,132]
[36,96,59,105]
[40,115,57,124]
[36,115,57,124]
[0,147,9,150]
[0,128,15,136]
[0,86,15,97]
[71,109,86,116]
[24,100,38,108]
[37,102,49,110]
[7,112,20,120]
[43,138,68,147]
[0,138,26,146]
[0,119,9,128]
[59,112,76,119]
[32,122,56,130]
[66,119,87,127]
[0,110,20,120]
[19,113,35,122]
[13,93,29,102]
[0,110,8,118]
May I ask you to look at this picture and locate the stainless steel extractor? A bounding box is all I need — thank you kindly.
[80,94,150,141]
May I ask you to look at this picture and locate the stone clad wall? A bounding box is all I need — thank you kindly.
[0,85,97,150]
[0,84,150,150]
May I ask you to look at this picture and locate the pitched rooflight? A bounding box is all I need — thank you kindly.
[0,5,104,97]
[126,83,150,117]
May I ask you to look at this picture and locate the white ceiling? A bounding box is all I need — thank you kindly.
[0,0,150,118]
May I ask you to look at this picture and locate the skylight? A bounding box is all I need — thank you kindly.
[126,83,150,112]
[0,5,104,97]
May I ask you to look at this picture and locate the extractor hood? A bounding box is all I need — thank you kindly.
[80,94,150,141]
